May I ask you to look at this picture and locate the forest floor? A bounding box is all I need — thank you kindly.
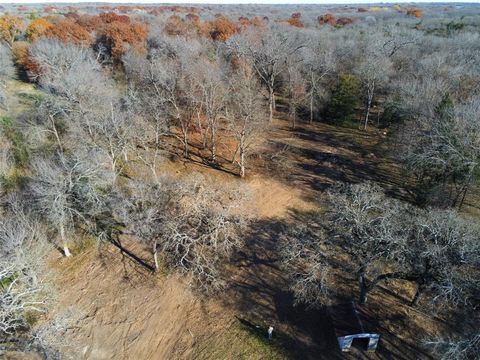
[39,113,465,360]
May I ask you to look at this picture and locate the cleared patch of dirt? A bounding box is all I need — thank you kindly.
[45,116,461,359]
[49,240,285,360]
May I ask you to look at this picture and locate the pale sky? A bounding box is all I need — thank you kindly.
[1,0,479,4]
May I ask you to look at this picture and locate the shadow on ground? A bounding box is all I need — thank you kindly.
[225,214,434,360]
[264,121,414,205]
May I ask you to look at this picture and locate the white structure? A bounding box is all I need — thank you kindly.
[330,301,380,352]
[267,326,274,340]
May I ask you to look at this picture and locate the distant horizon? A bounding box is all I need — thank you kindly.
[2,0,480,5]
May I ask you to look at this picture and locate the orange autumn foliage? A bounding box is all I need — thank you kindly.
[251,16,268,27]
[285,13,304,28]
[318,13,336,26]
[43,6,58,14]
[25,18,54,41]
[336,17,355,26]
[44,19,93,46]
[38,12,148,62]
[98,21,148,60]
[116,5,135,14]
[209,16,238,41]
[99,12,130,24]
[75,15,104,32]
[0,15,24,48]
[12,41,30,66]
[165,15,188,36]
[186,13,200,23]
[406,8,423,18]
[12,41,40,79]
[238,16,251,27]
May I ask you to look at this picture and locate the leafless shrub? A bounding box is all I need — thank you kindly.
[0,210,51,336]
[29,307,84,360]
[116,174,248,292]
[280,223,331,308]
[426,333,480,360]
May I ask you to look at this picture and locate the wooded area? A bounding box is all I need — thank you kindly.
[0,3,479,359]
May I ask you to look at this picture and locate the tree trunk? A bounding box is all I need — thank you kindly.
[411,285,424,307]
[364,82,375,131]
[49,115,64,153]
[310,93,314,124]
[153,241,159,272]
[182,127,189,158]
[358,273,368,304]
[60,225,71,257]
[231,144,239,165]
[268,88,274,123]
[309,72,315,124]
[458,170,473,210]
[211,127,217,162]
[63,245,71,257]
[197,110,207,149]
[239,133,245,178]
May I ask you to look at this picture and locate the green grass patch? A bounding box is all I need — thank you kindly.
[196,320,287,360]
[24,310,41,327]
[0,273,17,289]
[0,168,28,191]
[1,116,30,168]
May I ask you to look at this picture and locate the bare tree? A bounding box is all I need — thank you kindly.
[283,182,479,307]
[354,34,392,130]
[285,63,306,129]
[28,151,113,257]
[28,307,84,360]
[280,222,331,308]
[192,57,228,162]
[125,95,167,181]
[426,333,480,360]
[298,30,336,124]
[123,38,203,159]
[326,182,409,304]
[228,25,304,122]
[159,176,247,291]
[228,65,267,177]
[0,261,46,336]
[113,177,179,271]
[116,175,247,290]
[404,208,479,307]
[400,97,480,207]
[30,39,132,177]
[0,209,51,336]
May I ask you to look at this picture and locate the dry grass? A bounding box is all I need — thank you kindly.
[38,112,477,359]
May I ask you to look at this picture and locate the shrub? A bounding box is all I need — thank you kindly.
[327,74,360,126]
[0,116,29,167]
[25,18,53,41]
[0,15,24,48]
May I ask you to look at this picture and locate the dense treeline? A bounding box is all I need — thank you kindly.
[0,5,479,359]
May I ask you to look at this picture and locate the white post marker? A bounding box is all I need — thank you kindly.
[268,326,274,340]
